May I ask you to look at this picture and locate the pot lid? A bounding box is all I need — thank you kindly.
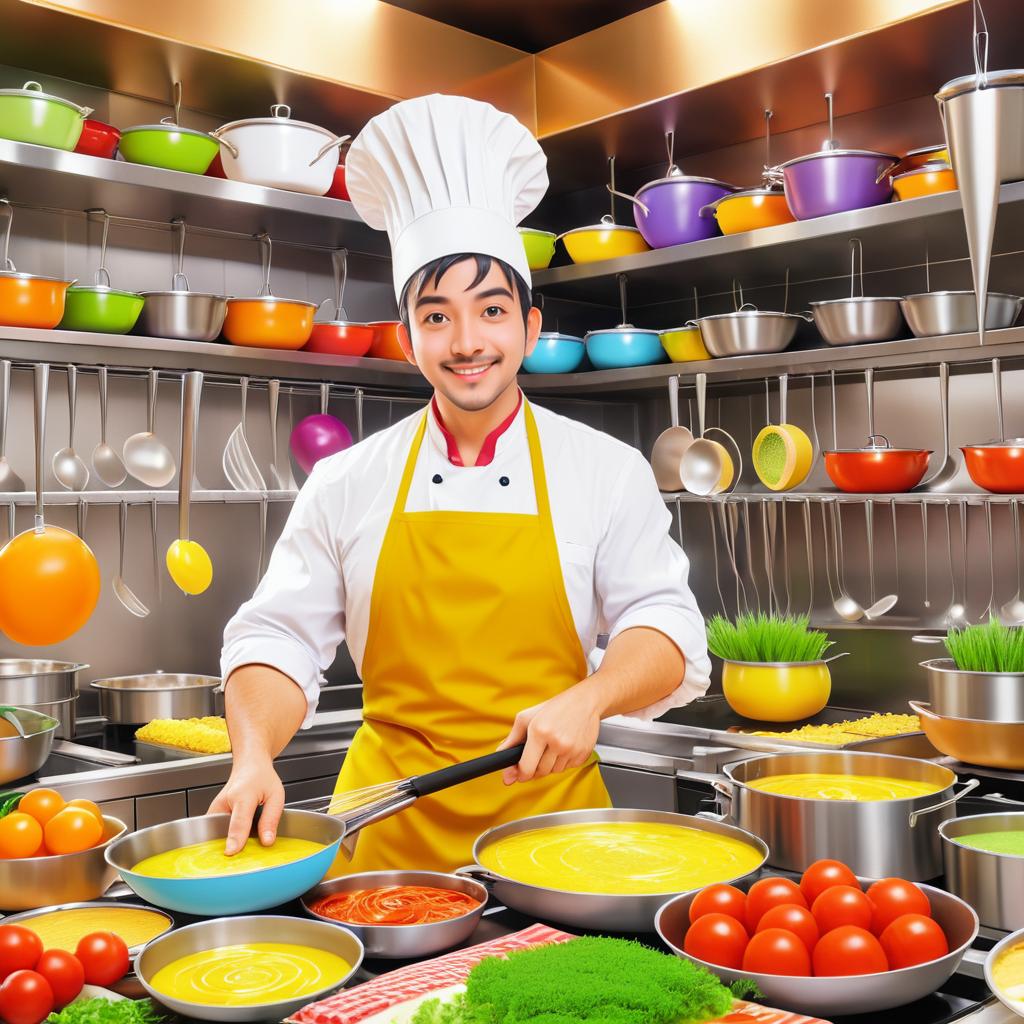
[810,295,903,306]
[68,284,142,299]
[313,318,372,327]
[697,310,800,322]
[962,438,1024,449]
[139,289,227,301]
[902,290,1023,302]
[122,122,216,141]
[937,69,1024,102]
[826,434,932,454]
[905,144,948,158]
[720,186,786,200]
[560,222,643,237]
[538,331,584,343]
[584,324,660,337]
[779,148,897,169]
[227,295,317,309]
[893,162,953,180]
[216,105,336,139]
[0,269,73,285]
[0,81,89,116]
[636,175,737,195]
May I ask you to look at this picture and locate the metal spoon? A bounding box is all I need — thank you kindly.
[982,500,997,622]
[112,500,149,618]
[864,499,897,619]
[92,367,127,487]
[921,501,930,609]
[830,500,866,621]
[0,360,24,492]
[802,497,814,617]
[51,365,90,491]
[256,493,269,584]
[123,369,176,487]
[944,499,969,629]
[150,497,162,603]
[268,379,286,490]
[1000,497,1024,625]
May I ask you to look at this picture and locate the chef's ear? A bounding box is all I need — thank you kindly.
[524,305,542,358]
[397,321,417,365]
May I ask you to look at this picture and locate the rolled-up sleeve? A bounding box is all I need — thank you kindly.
[593,451,710,720]
[220,464,345,728]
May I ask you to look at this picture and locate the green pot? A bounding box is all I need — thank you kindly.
[118,123,219,174]
[519,228,556,271]
[59,287,145,334]
[0,81,91,151]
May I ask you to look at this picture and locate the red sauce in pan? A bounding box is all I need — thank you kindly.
[310,885,481,925]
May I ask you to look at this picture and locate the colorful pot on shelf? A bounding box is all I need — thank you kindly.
[559,217,648,264]
[118,121,219,175]
[584,326,665,370]
[305,320,375,357]
[59,286,145,334]
[629,175,737,248]
[780,149,896,220]
[721,660,832,722]
[0,81,92,151]
[522,332,585,374]
[366,321,406,361]
[326,162,350,200]
[659,325,709,362]
[706,188,795,234]
[0,270,74,329]
[74,119,120,159]
[519,228,556,271]
[223,296,316,349]
[893,162,957,201]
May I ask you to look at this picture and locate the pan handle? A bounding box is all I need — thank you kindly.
[710,778,734,812]
[453,865,503,888]
[606,184,650,217]
[908,778,979,828]
[982,792,1024,807]
[410,743,527,798]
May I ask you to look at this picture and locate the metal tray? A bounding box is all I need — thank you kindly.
[134,739,230,762]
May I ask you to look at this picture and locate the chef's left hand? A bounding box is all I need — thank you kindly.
[496,683,601,785]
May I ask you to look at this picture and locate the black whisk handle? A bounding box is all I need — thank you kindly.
[410,743,527,798]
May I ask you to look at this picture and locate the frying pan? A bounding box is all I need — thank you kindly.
[650,375,693,491]
[304,249,375,357]
[962,357,1024,493]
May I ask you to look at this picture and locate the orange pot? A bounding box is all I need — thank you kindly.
[0,271,74,329]
[893,163,957,201]
[367,320,407,361]
[712,189,795,234]
[223,296,315,349]
[961,443,1024,494]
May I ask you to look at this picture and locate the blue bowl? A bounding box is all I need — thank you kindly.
[522,332,585,374]
[585,328,667,369]
[105,808,345,916]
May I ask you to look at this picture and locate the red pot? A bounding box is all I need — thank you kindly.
[961,442,1024,493]
[304,320,375,357]
[205,151,228,178]
[74,119,120,159]
[825,436,931,493]
[367,320,406,361]
[326,163,350,201]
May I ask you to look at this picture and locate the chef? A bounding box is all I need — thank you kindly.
[212,94,710,872]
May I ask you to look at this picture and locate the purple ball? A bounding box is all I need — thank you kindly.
[289,413,353,474]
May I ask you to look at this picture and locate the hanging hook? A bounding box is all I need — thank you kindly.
[763,109,774,173]
[849,238,864,299]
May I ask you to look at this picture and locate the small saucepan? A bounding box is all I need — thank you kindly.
[558,157,648,264]
[825,435,931,493]
[0,201,74,329]
[366,320,406,361]
[304,248,375,357]
[893,161,957,201]
[74,118,121,159]
[584,274,665,369]
[962,357,1024,493]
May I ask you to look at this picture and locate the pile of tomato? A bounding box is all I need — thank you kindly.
[0,923,129,1024]
[683,859,950,978]
[0,789,106,859]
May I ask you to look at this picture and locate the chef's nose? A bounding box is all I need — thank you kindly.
[450,316,483,358]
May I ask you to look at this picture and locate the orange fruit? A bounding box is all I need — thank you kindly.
[0,813,43,859]
[19,788,66,827]
[66,799,104,827]
[44,807,102,855]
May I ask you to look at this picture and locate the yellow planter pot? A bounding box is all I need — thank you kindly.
[722,660,832,722]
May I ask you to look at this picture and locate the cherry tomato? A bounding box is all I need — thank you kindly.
[0,969,53,1024]
[879,914,949,969]
[0,813,43,859]
[746,877,806,930]
[866,878,932,935]
[0,924,42,978]
[34,950,83,1009]
[64,799,104,828]
[742,928,812,976]
[756,903,820,953]
[43,807,103,855]
[683,913,749,969]
[689,884,747,927]
[75,932,129,987]
[812,884,874,935]
[800,859,860,905]
[812,925,889,977]
[17,789,65,828]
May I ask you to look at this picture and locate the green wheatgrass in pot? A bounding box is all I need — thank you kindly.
[944,619,1024,673]
[706,612,833,664]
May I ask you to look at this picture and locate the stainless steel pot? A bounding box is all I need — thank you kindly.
[0,707,58,784]
[0,659,85,703]
[301,870,487,958]
[922,658,1024,720]
[695,310,810,357]
[15,696,76,739]
[135,288,227,342]
[941,811,1024,932]
[457,807,767,932]
[657,881,977,1017]
[899,290,1023,337]
[911,699,1024,770]
[809,296,904,345]
[717,750,975,879]
[91,673,222,724]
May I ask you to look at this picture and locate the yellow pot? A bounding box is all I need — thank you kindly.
[660,326,709,362]
[752,422,813,491]
[559,222,649,264]
[722,660,832,722]
[893,164,957,201]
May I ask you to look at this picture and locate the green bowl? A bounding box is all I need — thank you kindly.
[59,287,145,334]
[0,86,86,150]
[519,228,556,271]
[118,124,219,175]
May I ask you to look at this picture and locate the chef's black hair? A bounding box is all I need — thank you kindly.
[399,253,532,330]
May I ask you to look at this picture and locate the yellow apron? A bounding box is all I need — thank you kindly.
[330,401,610,873]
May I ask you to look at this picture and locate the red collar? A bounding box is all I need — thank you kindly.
[430,393,523,467]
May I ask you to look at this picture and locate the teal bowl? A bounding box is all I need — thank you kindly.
[59,286,145,334]
[585,327,667,369]
[522,332,585,374]
[105,809,345,917]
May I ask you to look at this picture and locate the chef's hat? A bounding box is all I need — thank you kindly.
[346,94,548,300]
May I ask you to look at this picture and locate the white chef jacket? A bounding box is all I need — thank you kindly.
[220,399,711,728]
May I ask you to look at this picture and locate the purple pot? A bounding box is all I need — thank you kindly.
[632,176,736,248]
[290,413,353,474]
[780,149,896,220]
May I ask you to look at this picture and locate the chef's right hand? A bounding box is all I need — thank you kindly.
[208,756,286,855]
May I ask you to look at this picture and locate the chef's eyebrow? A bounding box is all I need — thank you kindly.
[414,286,513,309]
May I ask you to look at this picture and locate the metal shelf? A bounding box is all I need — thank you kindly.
[532,180,1024,307]
[663,492,1018,505]
[0,140,387,252]
[1,489,297,505]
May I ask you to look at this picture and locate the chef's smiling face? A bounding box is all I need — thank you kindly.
[398,258,541,413]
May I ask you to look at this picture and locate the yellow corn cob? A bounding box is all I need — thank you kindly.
[135,716,231,754]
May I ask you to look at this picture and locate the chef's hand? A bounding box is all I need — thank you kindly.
[208,756,286,855]
[496,684,601,785]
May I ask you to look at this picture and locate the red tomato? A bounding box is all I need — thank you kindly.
[74,931,129,987]
[879,914,949,969]
[0,969,54,1024]
[866,878,932,935]
[0,925,42,978]
[742,928,812,976]
[812,884,874,935]
[746,877,806,930]
[35,949,84,1009]
[813,925,889,977]
[800,859,861,905]
[756,903,820,953]
[683,913,749,969]
[689,884,747,927]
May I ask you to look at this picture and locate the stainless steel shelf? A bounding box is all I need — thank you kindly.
[663,492,1018,505]
[0,489,297,504]
[532,180,1024,307]
[0,139,387,252]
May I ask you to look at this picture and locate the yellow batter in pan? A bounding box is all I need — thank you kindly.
[746,773,942,801]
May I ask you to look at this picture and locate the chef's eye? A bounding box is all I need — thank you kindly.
[483,305,505,318]
[424,311,448,325]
